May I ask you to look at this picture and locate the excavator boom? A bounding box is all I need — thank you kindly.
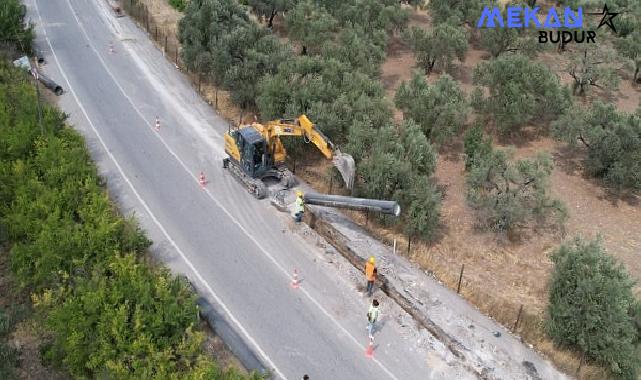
[261,115,355,189]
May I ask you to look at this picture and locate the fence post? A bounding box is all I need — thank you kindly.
[155,25,158,40]
[407,234,411,255]
[328,175,333,194]
[456,264,465,294]
[198,74,201,92]
[175,45,179,66]
[576,352,585,376]
[512,304,524,332]
[393,239,396,255]
[165,35,168,52]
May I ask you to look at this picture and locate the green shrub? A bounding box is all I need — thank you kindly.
[552,101,641,191]
[0,0,34,53]
[547,237,641,379]
[463,124,492,171]
[472,54,571,135]
[168,0,187,12]
[465,143,566,232]
[395,72,467,143]
[180,0,444,238]
[402,22,467,75]
[41,254,205,378]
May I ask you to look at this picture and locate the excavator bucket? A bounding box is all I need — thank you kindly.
[332,150,356,189]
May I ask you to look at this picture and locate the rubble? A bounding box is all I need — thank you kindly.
[301,204,570,380]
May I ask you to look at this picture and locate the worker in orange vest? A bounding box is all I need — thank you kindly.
[365,256,377,297]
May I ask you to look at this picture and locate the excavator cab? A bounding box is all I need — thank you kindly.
[234,127,272,179]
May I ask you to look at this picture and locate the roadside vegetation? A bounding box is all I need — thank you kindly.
[0,4,261,378]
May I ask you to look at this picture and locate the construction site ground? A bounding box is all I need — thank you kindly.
[105,1,638,379]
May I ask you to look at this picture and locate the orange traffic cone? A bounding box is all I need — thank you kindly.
[365,336,374,358]
[290,268,300,289]
[199,171,207,188]
[155,116,160,131]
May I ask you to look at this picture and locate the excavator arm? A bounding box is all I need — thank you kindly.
[262,115,333,159]
[260,115,355,189]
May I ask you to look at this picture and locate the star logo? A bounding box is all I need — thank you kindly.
[588,4,619,34]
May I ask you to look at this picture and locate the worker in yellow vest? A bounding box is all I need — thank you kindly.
[294,190,305,222]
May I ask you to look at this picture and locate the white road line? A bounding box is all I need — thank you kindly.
[48,0,401,379]
[33,1,286,379]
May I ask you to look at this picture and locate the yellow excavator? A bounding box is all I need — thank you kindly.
[223,115,355,199]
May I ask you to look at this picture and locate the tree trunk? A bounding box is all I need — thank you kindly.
[238,108,245,126]
[425,60,435,75]
[301,45,307,55]
[634,66,639,84]
[268,10,276,29]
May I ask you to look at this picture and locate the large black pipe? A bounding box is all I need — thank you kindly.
[303,193,401,216]
[32,69,63,95]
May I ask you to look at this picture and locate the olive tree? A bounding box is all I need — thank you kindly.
[566,46,621,96]
[465,145,566,232]
[0,0,33,53]
[395,72,467,143]
[480,27,542,58]
[615,28,641,84]
[403,22,468,75]
[285,0,338,55]
[547,237,641,380]
[552,101,641,190]
[472,54,571,134]
[428,0,487,26]
[247,0,294,28]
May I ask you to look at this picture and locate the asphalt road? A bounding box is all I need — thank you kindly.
[25,0,482,379]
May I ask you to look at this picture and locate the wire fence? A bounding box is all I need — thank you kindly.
[119,0,238,126]
[121,0,183,69]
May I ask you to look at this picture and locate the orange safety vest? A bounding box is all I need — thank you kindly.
[365,262,376,281]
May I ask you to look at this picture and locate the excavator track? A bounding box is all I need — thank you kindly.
[222,158,267,199]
